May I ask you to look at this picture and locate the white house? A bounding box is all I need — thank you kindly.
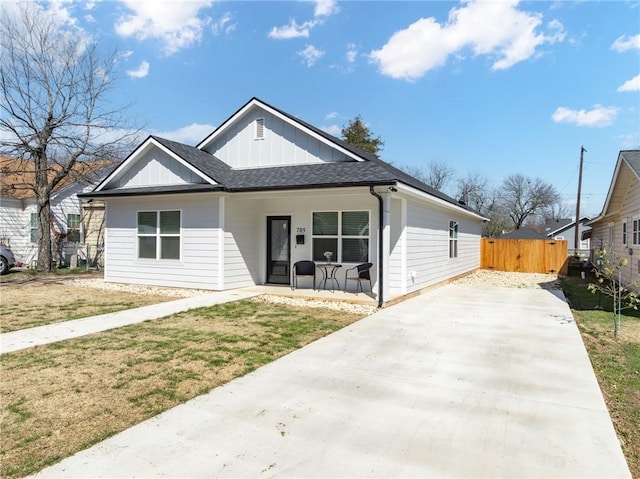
[0,157,108,267]
[84,98,488,305]
[586,150,640,286]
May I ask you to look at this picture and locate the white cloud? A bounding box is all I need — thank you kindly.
[126,61,150,78]
[618,74,640,92]
[115,0,214,55]
[314,0,339,18]
[370,0,566,81]
[551,105,620,128]
[298,44,324,66]
[268,19,313,39]
[211,12,236,35]
[268,0,338,40]
[346,43,358,63]
[325,111,340,120]
[320,124,342,136]
[611,34,640,52]
[155,123,216,145]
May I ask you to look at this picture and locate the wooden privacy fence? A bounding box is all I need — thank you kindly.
[481,238,568,275]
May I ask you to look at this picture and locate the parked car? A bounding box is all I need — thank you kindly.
[0,245,16,275]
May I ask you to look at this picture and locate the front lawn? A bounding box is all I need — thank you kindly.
[561,273,640,478]
[0,298,365,479]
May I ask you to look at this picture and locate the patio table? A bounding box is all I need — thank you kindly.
[317,264,342,291]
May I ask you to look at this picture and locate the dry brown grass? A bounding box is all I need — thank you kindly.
[0,278,173,333]
[0,299,364,478]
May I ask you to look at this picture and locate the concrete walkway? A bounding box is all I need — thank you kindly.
[28,284,631,478]
[0,289,259,354]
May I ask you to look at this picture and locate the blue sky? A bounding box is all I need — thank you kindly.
[21,1,640,216]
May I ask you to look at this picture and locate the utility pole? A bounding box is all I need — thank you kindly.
[574,146,586,256]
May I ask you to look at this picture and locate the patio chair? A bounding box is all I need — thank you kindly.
[292,260,316,290]
[344,262,373,293]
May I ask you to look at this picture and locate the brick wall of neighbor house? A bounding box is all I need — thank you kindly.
[103,194,221,289]
[590,175,640,286]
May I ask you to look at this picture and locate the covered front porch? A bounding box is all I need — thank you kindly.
[240,283,380,307]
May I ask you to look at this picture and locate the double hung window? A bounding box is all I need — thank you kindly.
[30,213,38,243]
[67,213,81,243]
[449,220,459,258]
[137,211,181,260]
[633,218,640,246]
[312,211,369,263]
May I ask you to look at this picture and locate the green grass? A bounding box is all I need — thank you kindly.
[560,272,640,477]
[0,298,364,479]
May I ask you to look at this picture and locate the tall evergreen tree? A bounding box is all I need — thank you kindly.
[341,115,384,159]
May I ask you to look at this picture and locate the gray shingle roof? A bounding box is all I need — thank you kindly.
[88,100,482,217]
[620,150,640,177]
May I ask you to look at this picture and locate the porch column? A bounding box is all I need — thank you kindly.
[218,196,225,290]
[381,192,392,301]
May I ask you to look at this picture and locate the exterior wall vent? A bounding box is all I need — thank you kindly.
[255,118,265,140]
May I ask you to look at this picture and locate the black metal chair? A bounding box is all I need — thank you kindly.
[292,260,316,290]
[344,262,373,293]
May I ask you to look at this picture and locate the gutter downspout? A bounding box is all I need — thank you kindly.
[369,186,384,308]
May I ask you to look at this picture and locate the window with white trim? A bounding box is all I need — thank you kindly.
[137,211,181,260]
[633,218,640,246]
[622,221,627,245]
[67,213,81,243]
[30,212,38,243]
[255,118,265,140]
[449,220,459,258]
[312,211,369,263]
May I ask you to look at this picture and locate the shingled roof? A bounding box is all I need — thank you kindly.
[87,99,482,217]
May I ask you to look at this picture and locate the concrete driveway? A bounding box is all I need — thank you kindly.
[30,284,631,478]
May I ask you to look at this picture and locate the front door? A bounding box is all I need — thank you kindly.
[266,216,291,284]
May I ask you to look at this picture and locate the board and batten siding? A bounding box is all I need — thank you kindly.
[104,195,220,289]
[112,150,208,188]
[403,198,481,293]
[204,107,351,169]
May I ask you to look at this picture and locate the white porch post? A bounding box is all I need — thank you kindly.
[400,197,407,295]
[218,196,225,290]
[381,192,392,301]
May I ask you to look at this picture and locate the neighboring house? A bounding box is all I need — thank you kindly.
[0,157,109,266]
[501,227,547,240]
[586,150,640,286]
[544,217,591,253]
[83,98,488,305]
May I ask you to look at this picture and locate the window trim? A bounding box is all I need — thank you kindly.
[449,220,459,259]
[255,117,265,140]
[136,210,182,261]
[632,217,640,246]
[311,210,370,264]
[30,212,38,243]
[67,213,82,243]
[622,220,627,246]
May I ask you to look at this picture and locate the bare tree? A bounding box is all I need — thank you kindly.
[456,171,492,214]
[498,174,560,230]
[0,3,136,271]
[405,161,455,194]
[543,201,573,222]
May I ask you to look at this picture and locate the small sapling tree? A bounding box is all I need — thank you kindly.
[587,250,640,338]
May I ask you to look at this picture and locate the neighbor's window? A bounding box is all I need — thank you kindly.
[137,210,181,260]
[30,213,38,243]
[67,213,81,243]
[312,211,369,263]
[622,221,627,245]
[449,220,458,258]
[633,218,640,246]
